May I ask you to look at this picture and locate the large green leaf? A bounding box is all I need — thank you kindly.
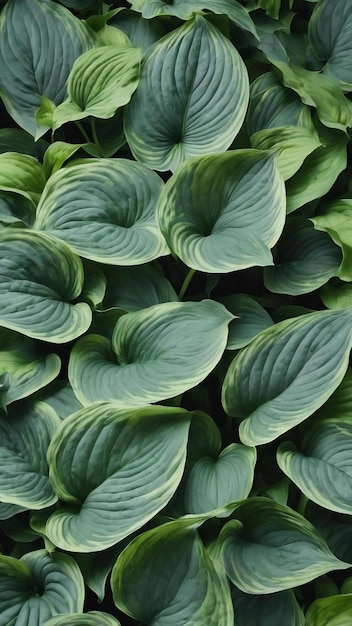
[0,549,84,625]
[312,199,352,281]
[0,401,59,509]
[102,265,178,311]
[69,300,232,406]
[124,16,249,171]
[0,0,94,137]
[51,46,141,131]
[309,0,352,91]
[43,613,121,626]
[218,498,350,594]
[111,519,234,625]
[277,417,352,514]
[0,152,46,205]
[0,230,92,343]
[35,159,167,265]
[158,151,286,272]
[222,308,352,446]
[264,217,342,295]
[305,594,352,626]
[0,328,60,407]
[231,588,305,626]
[46,404,192,551]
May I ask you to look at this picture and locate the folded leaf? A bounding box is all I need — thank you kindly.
[124,16,249,171]
[305,594,352,626]
[69,300,232,406]
[0,152,46,205]
[158,151,286,272]
[46,404,192,551]
[0,230,92,343]
[222,308,352,445]
[35,159,167,265]
[312,199,352,281]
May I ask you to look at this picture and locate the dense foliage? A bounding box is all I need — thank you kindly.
[1,0,352,623]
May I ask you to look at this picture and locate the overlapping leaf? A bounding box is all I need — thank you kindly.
[102,264,178,311]
[43,613,121,626]
[305,594,352,626]
[35,159,168,265]
[158,150,286,272]
[0,152,46,205]
[312,199,352,281]
[222,308,352,446]
[124,16,250,171]
[231,588,305,626]
[45,403,192,551]
[220,294,274,350]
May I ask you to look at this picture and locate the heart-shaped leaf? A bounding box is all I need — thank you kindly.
[158,150,286,272]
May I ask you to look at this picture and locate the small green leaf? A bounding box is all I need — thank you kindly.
[0,152,46,205]
[305,594,352,626]
[312,199,352,281]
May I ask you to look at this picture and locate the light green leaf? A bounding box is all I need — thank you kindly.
[305,594,352,626]
[231,588,305,626]
[81,111,125,158]
[0,401,59,509]
[309,0,352,91]
[0,549,84,625]
[124,16,249,171]
[321,281,352,310]
[35,159,168,265]
[264,217,342,295]
[158,151,286,272]
[128,0,258,39]
[183,443,256,514]
[251,125,321,180]
[312,199,352,281]
[222,308,352,446]
[0,328,60,407]
[46,404,192,551]
[218,498,350,594]
[0,0,95,137]
[43,612,121,626]
[111,519,234,625]
[0,230,92,343]
[43,142,82,178]
[86,10,132,49]
[103,265,178,311]
[52,46,141,131]
[277,417,352,514]
[0,152,46,205]
[69,300,233,406]
[220,294,274,350]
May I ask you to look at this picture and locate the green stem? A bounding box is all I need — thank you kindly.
[297,493,308,516]
[91,117,104,157]
[179,268,196,300]
[74,121,91,144]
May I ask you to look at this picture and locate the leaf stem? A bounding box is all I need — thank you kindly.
[91,117,104,157]
[74,120,91,144]
[179,268,196,300]
[297,493,308,516]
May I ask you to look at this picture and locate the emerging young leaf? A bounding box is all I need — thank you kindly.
[222,308,352,446]
[158,151,286,272]
[218,498,350,594]
[111,519,234,625]
[0,152,46,205]
[69,300,232,406]
[0,230,92,343]
[35,159,168,265]
[0,549,84,625]
[124,16,249,171]
[46,404,192,551]
[0,0,94,137]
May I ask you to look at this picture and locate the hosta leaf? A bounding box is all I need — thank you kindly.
[315,368,352,420]
[0,191,35,227]
[309,0,352,90]
[321,281,352,310]
[0,152,46,205]
[312,199,352,281]
[0,328,60,407]
[158,151,286,272]
[218,498,350,594]
[102,265,178,311]
[52,46,141,131]
[277,417,352,514]
[81,111,125,158]
[124,16,249,171]
[43,613,121,626]
[220,294,273,350]
[0,0,94,137]
[0,401,59,509]
[128,0,258,38]
[305,594,352,626]
[306,504,352,564]
[43,142,82,178]
[0,502,26,521]
[183,443,256,514]
[37,381,83,420]
[69,300,232,406]
[111,519,234,625]
[0,128,47,160]
[46,404,192,551]
[111,9,165,54]
[0,549,84,625]
[222,308,352,446]
[264,217,342,295]
[35,159,167,265]
[75,545,121,602]
[231,588,305,626]
[0,230,92,343]
[286,125,348,213]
